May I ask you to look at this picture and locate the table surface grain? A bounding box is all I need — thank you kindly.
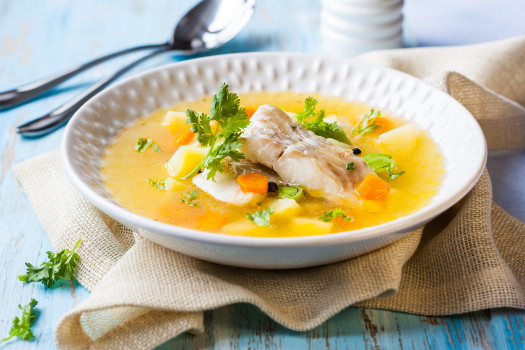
[1,0,524,349]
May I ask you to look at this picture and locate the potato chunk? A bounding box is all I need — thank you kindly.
[164,177,186,191]
[161,111,188,134]
[379,124,422,155]
[165,145,207,178]
[222,220,273,236]
[267,198,302,218]
[289,217,332,235]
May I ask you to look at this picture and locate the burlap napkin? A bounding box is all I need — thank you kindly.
[13,37,525,349]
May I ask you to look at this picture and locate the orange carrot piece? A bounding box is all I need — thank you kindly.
[244,106,258,120]
[174,129,195,146]
[355,174,391,200]
[237,173,268,193]
[373,116,393,134]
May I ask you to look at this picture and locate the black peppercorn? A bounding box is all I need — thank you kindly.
[352,147,361,155]
[268,182,278,192]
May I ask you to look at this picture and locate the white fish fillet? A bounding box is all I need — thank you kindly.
[241,105,373,204]
[192,170,264,206]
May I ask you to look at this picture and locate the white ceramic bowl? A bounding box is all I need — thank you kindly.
[61,52,486,269]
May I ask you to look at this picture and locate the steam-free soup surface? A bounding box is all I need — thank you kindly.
[102,91,443,237]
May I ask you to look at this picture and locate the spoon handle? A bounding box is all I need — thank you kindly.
[17,48,169,137]
[0,43,167,109]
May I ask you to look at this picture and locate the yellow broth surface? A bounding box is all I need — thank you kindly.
[101,91,444,237]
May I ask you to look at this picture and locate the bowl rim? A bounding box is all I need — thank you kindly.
[61,51,487,248]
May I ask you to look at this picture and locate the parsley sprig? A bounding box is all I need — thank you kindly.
[145,179,167,190]
[18,239,82,288]
[181,83,250,181]
[247,208,274,227]
[351,109,382,136]
[134,138,162,153]
[296,98,350,144]
[318,209,353,222]
[362,153,405,181]
[181,190,199,207]
[0,299,38,345]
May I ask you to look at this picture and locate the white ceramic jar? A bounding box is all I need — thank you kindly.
[321,0,404,57]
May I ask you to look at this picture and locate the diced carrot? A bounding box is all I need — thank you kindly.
[373,116,393,134]
[244,106,258,120]
[237,173,268,193]
[197,212,229,232]
[174,129,195,146]
[355,174,391,200]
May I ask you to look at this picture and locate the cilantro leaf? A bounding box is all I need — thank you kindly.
[145,179,167,190]
[154,144,163,152]
[346,162,355,170]
[134,138,154,152]
[296,97,318,124]
[351,109,382,136]
[182,83,250,180]
[0,299,38,345]
[247,208,274,227]
[387,168,405,181]
[362,153,405,181]
[296,98,350,144]
[181,190,199,207]
[318,209,353,222]
[18,239,81,288]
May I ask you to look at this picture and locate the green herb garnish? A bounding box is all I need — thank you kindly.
[346,162,355,170]
[296,97,350,144]
[247,208,274,227]
[351,109,382,136]
[278,186,303,200]
[181,190,199,207]
[154,144,163,152]
[361,153,405,181]
[134,138,154,152]
[318,209,353,222]
[145,179,167,190]
[18,239,81,288]
[1,299,38,345]
[182,83,250,180]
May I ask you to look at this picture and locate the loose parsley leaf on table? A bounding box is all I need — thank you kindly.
[0,299,38,345]
[318,209,353,222]
[361,153,405,181]
[181,190,199,207]
[351,109,382,136]
[18,239,82,288]
[296,97,350,144]
[247,208,274,227]
[181,83,250,181]
[145,178,167,190]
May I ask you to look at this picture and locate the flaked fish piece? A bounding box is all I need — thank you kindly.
[193,169,264,206]
[240,104,374,204]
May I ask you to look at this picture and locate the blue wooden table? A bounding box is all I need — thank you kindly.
[1,0,524,349]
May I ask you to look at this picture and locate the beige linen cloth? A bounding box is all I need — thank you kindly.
[13,37,525,349]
